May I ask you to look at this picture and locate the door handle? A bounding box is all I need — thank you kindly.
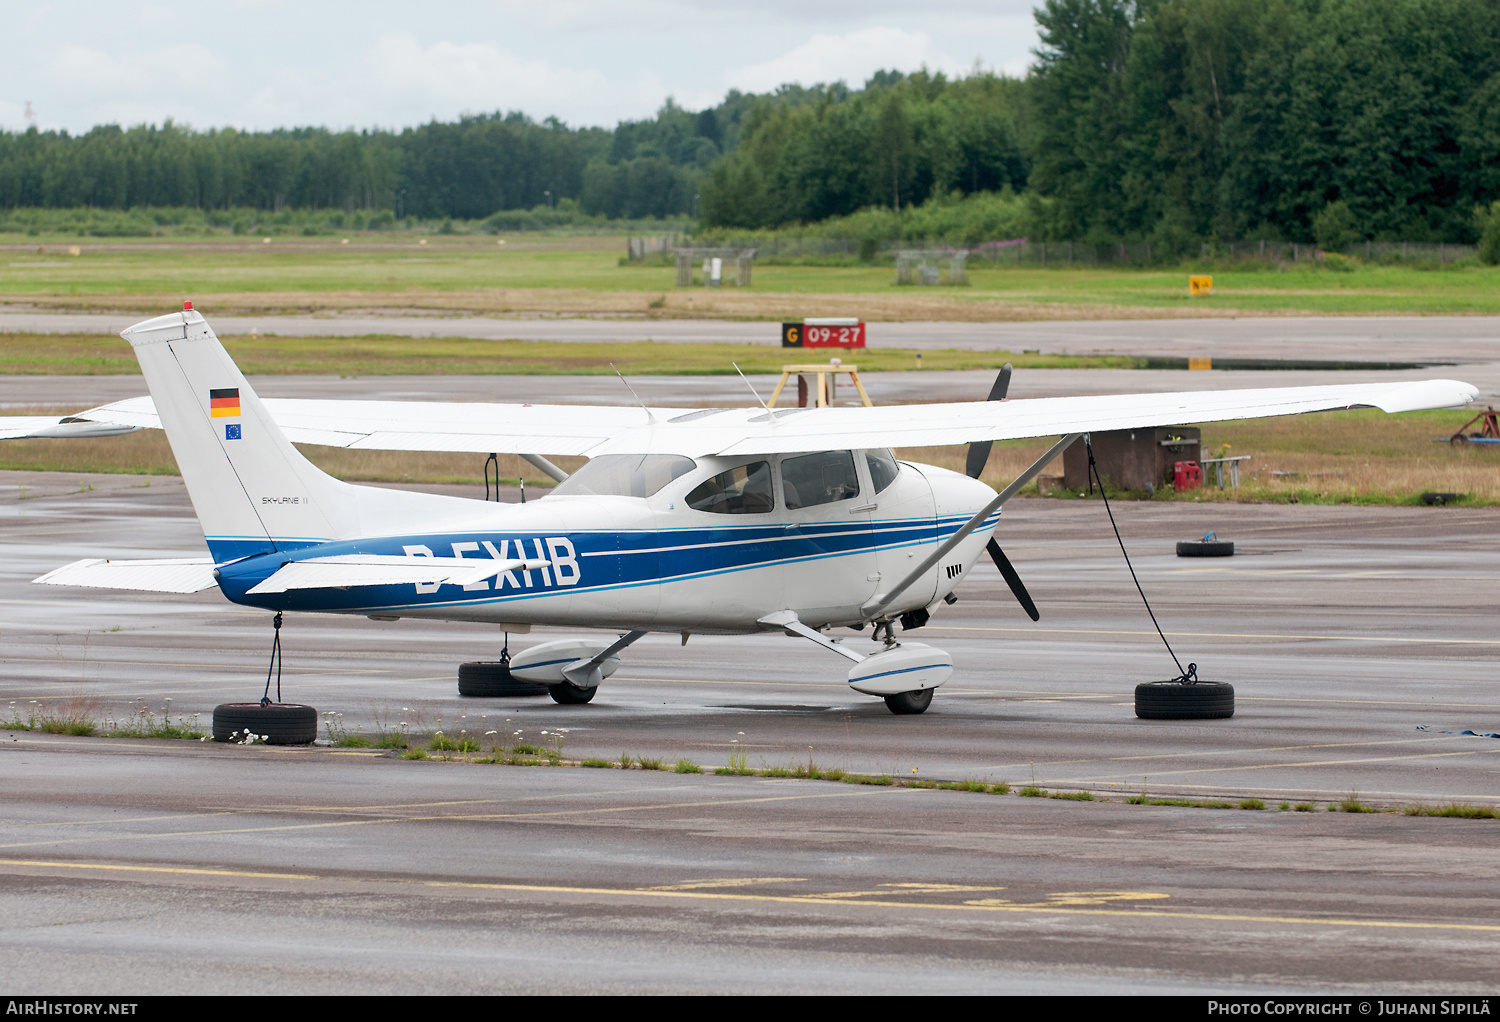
[849,503,878,513]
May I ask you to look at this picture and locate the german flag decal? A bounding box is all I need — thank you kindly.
[209,388,241,418]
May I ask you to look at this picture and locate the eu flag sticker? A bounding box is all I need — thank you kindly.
[225,423,242,441]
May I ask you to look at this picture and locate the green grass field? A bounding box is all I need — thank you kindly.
[3,230,1494,505]
[5,232,1500,317]
[0,332,1144,376]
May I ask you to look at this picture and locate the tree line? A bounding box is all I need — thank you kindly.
[7,0,1500,245]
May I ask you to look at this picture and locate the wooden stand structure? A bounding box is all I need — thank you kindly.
[1062,427,1202,492]
[768,364,873,408]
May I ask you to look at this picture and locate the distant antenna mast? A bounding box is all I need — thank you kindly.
[610,364,659,425]
[24,101,35,128]
[732,362,775,422]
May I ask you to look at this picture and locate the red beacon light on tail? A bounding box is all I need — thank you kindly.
[183,300,193,311]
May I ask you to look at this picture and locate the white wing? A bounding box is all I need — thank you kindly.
[0,396,668,456]
[0,378,1476,458]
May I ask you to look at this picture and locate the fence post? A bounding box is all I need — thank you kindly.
[675,250,691,287]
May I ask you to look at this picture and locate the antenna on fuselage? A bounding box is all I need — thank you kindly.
[610,364,659,425]
[732,362,775,422]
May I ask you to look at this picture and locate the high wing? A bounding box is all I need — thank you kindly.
[0,378,1477,457]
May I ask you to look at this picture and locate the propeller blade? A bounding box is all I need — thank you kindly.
[986,362,1014,403]
[964,363,1013,479]
[987,537,1039,621]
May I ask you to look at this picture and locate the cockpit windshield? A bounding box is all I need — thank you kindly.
[549,454,697,498]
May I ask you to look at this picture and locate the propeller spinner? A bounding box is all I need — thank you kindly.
[964,362,1040,622]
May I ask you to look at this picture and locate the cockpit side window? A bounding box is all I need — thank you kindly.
[865,448,901,493]
[550,454,696,498]
[780,451,860,509]
[686,461,774,514]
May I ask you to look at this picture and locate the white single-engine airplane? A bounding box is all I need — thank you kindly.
[2,308,1478,715]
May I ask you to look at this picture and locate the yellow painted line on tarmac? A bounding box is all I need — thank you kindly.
[973,735,1474,776]
[8,855,1493,935]
[1100,734,1470,764]
[0,858,317,880]
[0,787,890,852]
[1074,745,1500,781]
[928,625,1500,646]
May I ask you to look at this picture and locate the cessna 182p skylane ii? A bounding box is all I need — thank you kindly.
[3,308,1478,717]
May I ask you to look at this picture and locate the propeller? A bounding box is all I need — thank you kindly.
[986,538,1039,622]
[964,362,1011,479]
[964,363,1039,621]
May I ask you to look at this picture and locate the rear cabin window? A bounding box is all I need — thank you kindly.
[550,454,696,498]
[686,461,774,514]
[780,451,860,509]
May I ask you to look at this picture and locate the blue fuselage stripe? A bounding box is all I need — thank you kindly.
[212,511,1001,614]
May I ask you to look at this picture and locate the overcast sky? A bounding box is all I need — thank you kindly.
[1,1,1043,134]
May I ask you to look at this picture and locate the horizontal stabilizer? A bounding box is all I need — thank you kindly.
[33,557,218,594]
[246,554,549,594]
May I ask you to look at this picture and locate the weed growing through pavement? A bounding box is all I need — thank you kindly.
[1403,803,1499,819]
[322,711,373,747]
[715,749,753,776]
[7,694,104,736]
[247,723,1500,820]
[5,700,38,730]
[105,697,204,739]
[1337,793,1375,813]
[841,774,894,786]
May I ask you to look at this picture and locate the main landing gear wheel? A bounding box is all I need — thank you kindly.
[548,681,597,705]
[1134,681,1235,719]
[457,661,549,698]
[212,703,318,745]
[884,689,933,715]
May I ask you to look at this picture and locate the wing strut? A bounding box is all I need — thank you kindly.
[520,453,569,482]
[860,432,1083,619]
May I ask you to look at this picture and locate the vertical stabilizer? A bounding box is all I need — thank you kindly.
[121,310,356,561]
